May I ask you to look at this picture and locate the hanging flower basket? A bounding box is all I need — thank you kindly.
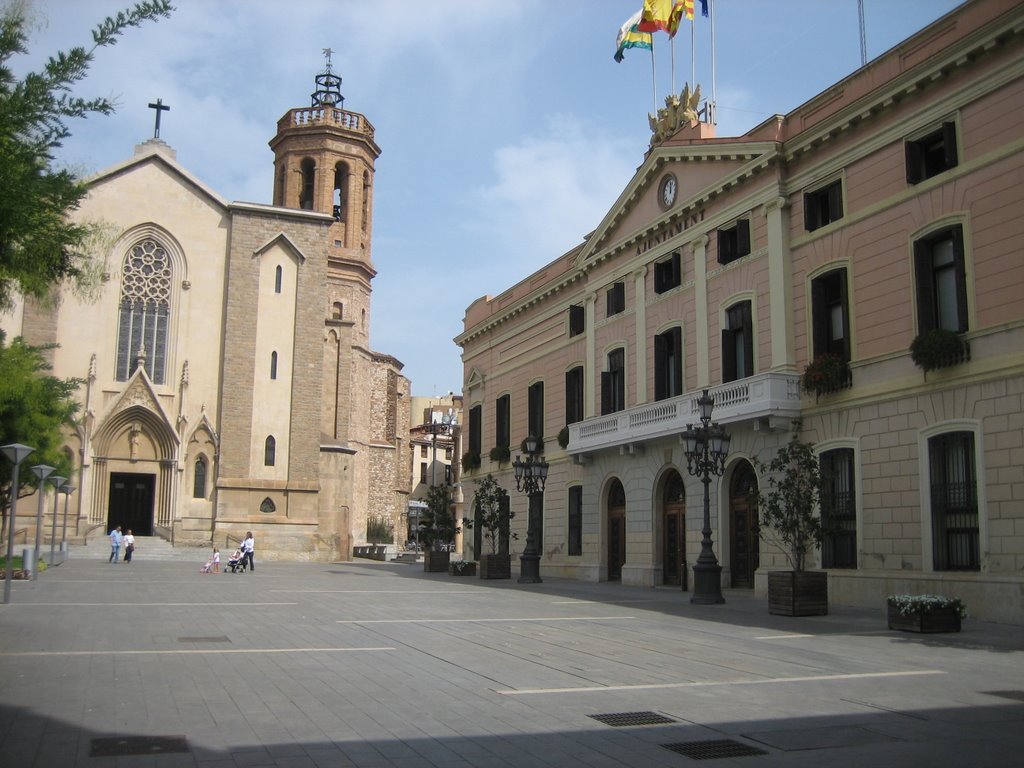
[800,353,851,397]
[489,445,510,463]
[909,329,969,374]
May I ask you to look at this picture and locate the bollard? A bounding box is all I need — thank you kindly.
[60,541,69,564]
[22,546,34,577]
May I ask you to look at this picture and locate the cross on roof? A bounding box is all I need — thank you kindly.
[148,98,170,139]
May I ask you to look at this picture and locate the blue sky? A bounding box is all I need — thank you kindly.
[20,0,963,397]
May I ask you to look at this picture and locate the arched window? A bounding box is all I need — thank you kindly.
[116,238,171,384]
[333,161,349,223]
[264,436,276,466]
[332,302,343,320]
[361,170,370,231]
[260,497,276,514]
[300,158,316,210]
[193,456,207,499]
[270,351,278,380]
[274,265,282,294]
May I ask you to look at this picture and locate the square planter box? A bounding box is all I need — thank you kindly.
[448,561,476,576]
[887,604,962,633]
[423,550,450,573]
[768,571,828,616]
[479,553,512,580]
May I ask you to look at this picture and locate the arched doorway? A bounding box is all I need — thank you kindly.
[607,479,626,581]
[661,470,686,587]
[729,460,759,588]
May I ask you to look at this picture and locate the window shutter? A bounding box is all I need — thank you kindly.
[803,192,816,231]
[670,327,683,396]
[913,240,935,332]
[905,140,923,184]
[654,333,667,401]
[942,122,958,169]
[951,226,968,332]
[838,268,851,360]
[601,371,613,415]
[717,228,729,263]
[722,329,737,382]
[737,219,750,256]
[742,316,755,377]
[828,182,842,222]
[671,251,681,285]
[811,277,828,358]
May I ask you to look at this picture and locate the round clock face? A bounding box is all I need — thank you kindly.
[660,174,677,208]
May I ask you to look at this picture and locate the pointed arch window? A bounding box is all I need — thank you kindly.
[116,238,171,384]
[300,158,316,210]
[361,171,370,231]
[193,456,207,499]
[270,351,278,380]
[333,161,349,223]
[274,265,282,294]
[264,436,276,466]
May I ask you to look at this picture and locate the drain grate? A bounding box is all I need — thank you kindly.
[90,736,189,757]
[589,711,677,727]
[177,635,230,643]
[981,690,1024,702]
[662,739,768,760]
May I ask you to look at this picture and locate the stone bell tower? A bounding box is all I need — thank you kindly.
[268,49,380,354]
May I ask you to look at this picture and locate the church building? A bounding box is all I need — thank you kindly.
[1,59,411,560]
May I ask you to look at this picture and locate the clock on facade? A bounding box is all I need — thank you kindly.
[659,173,677,209]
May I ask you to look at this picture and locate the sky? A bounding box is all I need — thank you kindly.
[16,0,964,397]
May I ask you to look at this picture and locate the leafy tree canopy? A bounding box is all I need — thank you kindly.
[419,484,460,552]
[463,473,514,556]
[0,0,173,309]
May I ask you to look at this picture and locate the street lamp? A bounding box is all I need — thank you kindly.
[423,409,456,488]
[29,464,54,580]
[513,435,548,584]
[680,389,731,605]
[47,474,67,568]
[2,443,35,603]
[59,483,76,561]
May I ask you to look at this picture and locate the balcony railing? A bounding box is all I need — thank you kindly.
[277,107,375,139]
[567,372,802,455]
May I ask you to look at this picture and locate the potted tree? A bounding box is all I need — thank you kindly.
[419,484,459,573]
[463,473,515,579]
[751,422,832,616]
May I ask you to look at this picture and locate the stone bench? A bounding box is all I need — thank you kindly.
[352,544,398,561]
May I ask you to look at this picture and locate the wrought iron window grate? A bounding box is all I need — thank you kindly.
[661,739,768,759]
[589,711,677,727]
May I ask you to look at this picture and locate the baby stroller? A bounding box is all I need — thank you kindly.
[225,548,246,573]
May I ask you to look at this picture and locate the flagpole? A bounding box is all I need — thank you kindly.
[670,35,676,96]
[691,16,696,92]
[651,39,658,114]
[710,0,717,124]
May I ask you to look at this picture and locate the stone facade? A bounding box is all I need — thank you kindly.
[0,71,411,560]
[456,0,1024,623]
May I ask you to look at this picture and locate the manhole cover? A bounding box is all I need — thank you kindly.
[662,739,768,759]
[90,736,189,757]
[589,711,677,727]
[177,635,230,643]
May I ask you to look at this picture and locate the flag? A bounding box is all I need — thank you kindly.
[683,0,695,21]
[637,0,685,37]
[614,11,652,63]
[700,0,709,17]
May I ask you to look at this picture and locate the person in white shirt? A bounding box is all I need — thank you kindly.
[241,532,255,573]
[123,529,135,563]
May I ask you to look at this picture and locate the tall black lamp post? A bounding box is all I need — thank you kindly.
[680,389,731,605]
[513,435,548,584]
[47,474,67,567]
[29,463,54,580]
[423,410,456,489]
[2,443,35,603]
[59,483,76,559]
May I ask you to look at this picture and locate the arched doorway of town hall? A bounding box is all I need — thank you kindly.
[729,460,759,588]
[607,479,626,581]
[661,470,686,587]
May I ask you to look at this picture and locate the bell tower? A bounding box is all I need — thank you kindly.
[269,49,380,348]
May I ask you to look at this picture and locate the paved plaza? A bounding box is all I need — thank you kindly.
[1,551,1022,767]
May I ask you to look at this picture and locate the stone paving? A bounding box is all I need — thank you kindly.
[1,552,1022,767]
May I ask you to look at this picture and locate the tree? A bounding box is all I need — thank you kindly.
[750,422,833,572]
[0,0,173,310]
[463,473,515,556]
[418,484,459,552]
[0,331,80,541]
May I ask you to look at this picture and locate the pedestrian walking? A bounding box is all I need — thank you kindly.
[108,526,122,563]
[211,547,220,573]
[123,529,135,563]
[241,531,255,573]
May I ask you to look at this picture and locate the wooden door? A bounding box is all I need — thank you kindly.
[662,471,686,586]
[729,462,758,588]
[607,479,625,581]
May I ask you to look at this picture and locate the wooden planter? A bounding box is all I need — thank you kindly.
[768,571,828,616]
[448,561,477,576]
[423,550,451,573]
[479,553,512,580]
[887,604,962,633]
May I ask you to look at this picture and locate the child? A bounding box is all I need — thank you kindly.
[200,557,213,574]
[226,547,243,572]
[212,548,221,573]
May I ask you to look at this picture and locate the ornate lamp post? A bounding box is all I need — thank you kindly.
[47,474,67,567]
[59,483,76,560]
[29,464,54,580]
[424,410,456,489]
[513,435,548,584]
[2,443,35,603]
[680,389,731,605]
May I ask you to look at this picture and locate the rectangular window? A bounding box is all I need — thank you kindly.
[445,464,452,485]
[565,366,584,425]
[606,282,625,316]
[495,394,510,448]
[906,122,958,184]
[468,404,482,456]
[419,462,428,484]
[929,432,979,571]
[568,485,583,556]
[654,327,683,400]
[811,268,850,360]
[914,225,968,333]
[568,304,585,336]
[601,348,625,415]
[820,448,856,568]
[653,252,681,293]
[721,302,753,383]
[804,180,843,231]
[717,219,751,265]
[419,444,428,458]
[528,382,544,440]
